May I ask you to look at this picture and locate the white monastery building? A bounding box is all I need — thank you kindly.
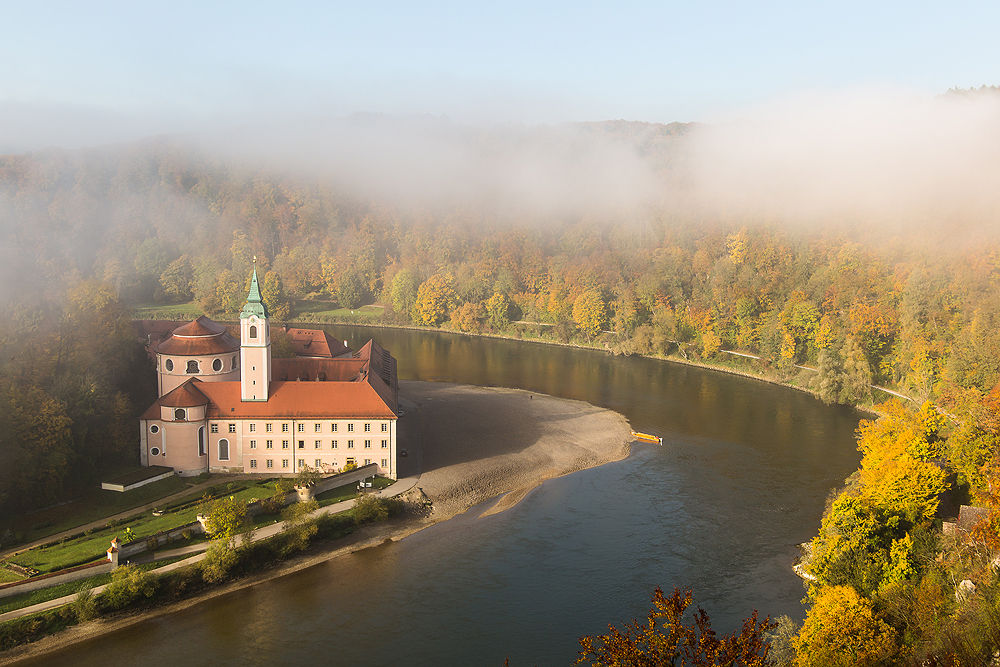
[139,266,399,479]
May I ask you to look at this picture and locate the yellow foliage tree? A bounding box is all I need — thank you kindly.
[793,586,897,667]
[413,274,458,327]
[573,289,607,337]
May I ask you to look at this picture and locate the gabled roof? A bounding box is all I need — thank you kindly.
[284,328,352,358]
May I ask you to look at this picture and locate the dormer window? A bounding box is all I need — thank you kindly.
[250,325,257,339]
[174,408,186,421]
[186,360,199,374]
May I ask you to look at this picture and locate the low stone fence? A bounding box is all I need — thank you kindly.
[0,560,114,600]
[118,521,205,560]
[294,464,379,502]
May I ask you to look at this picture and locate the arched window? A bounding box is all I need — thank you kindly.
[218,438,229,461]
[186,360,199,374]
[165,359,174,371]
[250,325,257,339]
[174,408,186,421]
[213,358,222,372]
[198,427,206,456]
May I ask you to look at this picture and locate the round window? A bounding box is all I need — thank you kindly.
[174,408,186,420]
[150,424,159,434]
[165,359,174,371]
[213,358,222,372]
[150,447,160,456]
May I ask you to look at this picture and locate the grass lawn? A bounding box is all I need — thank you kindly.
[11,480,285,574]
[0,572,114,615]
[293,300,385,321]
[130,302,205,320]
[0,570,25,585]
[314,476,394,508]
[16,475,190,544]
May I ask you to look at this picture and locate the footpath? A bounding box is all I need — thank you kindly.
[0,474,420,624]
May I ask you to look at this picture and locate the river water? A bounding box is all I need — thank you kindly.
[20,328,863,667]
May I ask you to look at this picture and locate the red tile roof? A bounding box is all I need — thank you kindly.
[173,316,228,337]
[160,381,210,408]
[153,316,240,356]
[272,358,367,382]
[284,328,352,358]
[198,381,397,419]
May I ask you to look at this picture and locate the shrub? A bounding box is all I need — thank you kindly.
[100,564,157,611]
[72,586,99,622]
[201,542,242,583]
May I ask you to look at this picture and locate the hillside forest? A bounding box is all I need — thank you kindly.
[2,116,1000,664]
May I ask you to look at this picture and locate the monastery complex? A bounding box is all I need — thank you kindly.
[138,266,400,479]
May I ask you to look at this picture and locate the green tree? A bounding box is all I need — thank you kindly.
[101,564,157,611]
[157,255,194,303]
[261,270,291,320]
[390,268,421,318]
[204,496,251,547]
[337,272,365,309]
[485,292,513,330]
[280,498,319,554]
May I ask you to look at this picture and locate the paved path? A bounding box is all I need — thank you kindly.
[0,473,421,624]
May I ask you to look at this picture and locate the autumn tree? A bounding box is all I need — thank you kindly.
[413,274,458,327]
[261,270,291,321]
[573,289,607,338]
[157,255,194,303]
[793,586,897,667]
[204,496,252,548]
[337,271,365,309]
[577,586,774,666]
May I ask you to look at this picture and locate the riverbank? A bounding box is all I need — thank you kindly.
[0,382,633,665]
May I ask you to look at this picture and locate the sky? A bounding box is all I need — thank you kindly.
[2,1,999,152]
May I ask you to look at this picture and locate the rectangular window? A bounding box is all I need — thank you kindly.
[250,440,257,449]
[298,440,305,449]
[266,459,273,469]
[315,423,322,433]
[381,459,387,467]
[298,459,305,468]
[211,424,218,433]
[282,459,289,468]
[282,440,289,449]
[347,423,354,432]
[346,457,355,466]
[297,423,305,432]
[364,423,371,432]
[381,440,387,448]
[332,423,338,432]
[266,423,273,433]
[282,423,289,432]
[381,423,388,432]
[249,423,256,432]
[315,440,321,449]
[315,459,322,468]
[364,440,371,449]
[347,440,354,449]
[228,423,236,433]
[250,459,257,469]
[332,440,338,449]
[364,459,371,465]
[266,440,273,449]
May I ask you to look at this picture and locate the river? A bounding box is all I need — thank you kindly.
[19,327,863,666]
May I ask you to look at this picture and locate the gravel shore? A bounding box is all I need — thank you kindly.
[403,381,633,518]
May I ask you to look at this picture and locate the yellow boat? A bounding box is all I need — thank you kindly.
[631,430,663,445]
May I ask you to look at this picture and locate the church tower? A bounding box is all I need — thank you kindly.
[240,259,271,401]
